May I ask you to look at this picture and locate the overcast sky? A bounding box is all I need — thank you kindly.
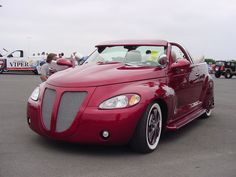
[0,0,236,60]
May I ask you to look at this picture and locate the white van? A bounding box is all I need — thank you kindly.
[0,50,44,74]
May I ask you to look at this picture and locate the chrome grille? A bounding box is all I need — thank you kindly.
[56,92,87,132]
[42,88,56,130]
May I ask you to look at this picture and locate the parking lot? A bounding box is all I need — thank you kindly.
[0,73,235,177]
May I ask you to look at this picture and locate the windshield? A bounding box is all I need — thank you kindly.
[216,61,225,66]
[86,46,167,67]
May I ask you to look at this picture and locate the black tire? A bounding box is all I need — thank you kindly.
[0,69,3,74]
[201,94,214,119]
[214,72,221,78]
[33,70,38,75]
[225,70,232,79]
[129,102,162,153]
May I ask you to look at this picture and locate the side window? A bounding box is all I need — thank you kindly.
[171,46,186,63]
[8,50,23,58]
[231,62,235,67]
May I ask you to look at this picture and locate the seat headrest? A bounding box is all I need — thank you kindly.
[125,50,142,63]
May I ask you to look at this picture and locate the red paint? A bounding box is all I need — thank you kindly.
[27,40,214,145]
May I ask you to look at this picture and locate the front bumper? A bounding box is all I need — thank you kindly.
[27,84,146,145]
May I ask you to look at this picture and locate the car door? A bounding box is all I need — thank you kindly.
[168,44,200,118]
[188,62,202,106]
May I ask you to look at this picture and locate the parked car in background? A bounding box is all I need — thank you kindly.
[204,58,215,74]
[214,60,236,79]
[27,40,214,153]
[0,50,44,74]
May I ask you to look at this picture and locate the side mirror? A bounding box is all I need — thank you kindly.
[158,54,168,66]
[170,59,190,70]
[56,58,73,67]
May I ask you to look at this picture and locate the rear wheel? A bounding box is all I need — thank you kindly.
[214,72,221,78]
[201,108,212,119]
[225,70,232,79]
[201,93,214,119]
[130,102,162,153]
[33,70,38,75]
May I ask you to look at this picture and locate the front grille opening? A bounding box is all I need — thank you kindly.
[42,88,56,130]
[56,91,87,132]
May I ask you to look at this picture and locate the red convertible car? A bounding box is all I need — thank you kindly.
[27,40,214,153]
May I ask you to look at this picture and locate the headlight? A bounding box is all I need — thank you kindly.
[30,87,40,101]
[99,94,140,109]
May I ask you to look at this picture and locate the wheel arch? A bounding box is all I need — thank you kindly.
[225,68,232,72]
[202,77,214,109]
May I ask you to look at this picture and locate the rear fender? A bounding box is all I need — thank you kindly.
[201,76,214,109]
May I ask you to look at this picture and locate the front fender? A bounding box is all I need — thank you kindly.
[87,79,176,124]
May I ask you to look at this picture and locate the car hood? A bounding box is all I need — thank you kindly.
[47,62,164,87]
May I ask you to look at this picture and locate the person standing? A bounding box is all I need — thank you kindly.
[58,52,64,58]
[40,53,57,82]
[142,50,152,62]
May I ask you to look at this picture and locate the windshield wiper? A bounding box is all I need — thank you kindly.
[124,63,134,66]
[97,61,122,65]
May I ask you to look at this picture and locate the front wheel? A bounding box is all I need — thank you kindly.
[214,72,221,78]
[130,102,162,153]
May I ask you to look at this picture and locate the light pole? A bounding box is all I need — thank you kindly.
[26,36,32,55]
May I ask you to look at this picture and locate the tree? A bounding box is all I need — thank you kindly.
[204,58,215,64]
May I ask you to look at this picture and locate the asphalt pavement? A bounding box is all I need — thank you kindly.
[0,73,235,177]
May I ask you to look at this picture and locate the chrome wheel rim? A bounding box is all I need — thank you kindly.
[146,103,162,150]
[206,109,212,117]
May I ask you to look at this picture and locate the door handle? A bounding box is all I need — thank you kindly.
[195,73,200,76]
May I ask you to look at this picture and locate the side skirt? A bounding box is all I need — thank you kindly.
[166,108,205,130]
